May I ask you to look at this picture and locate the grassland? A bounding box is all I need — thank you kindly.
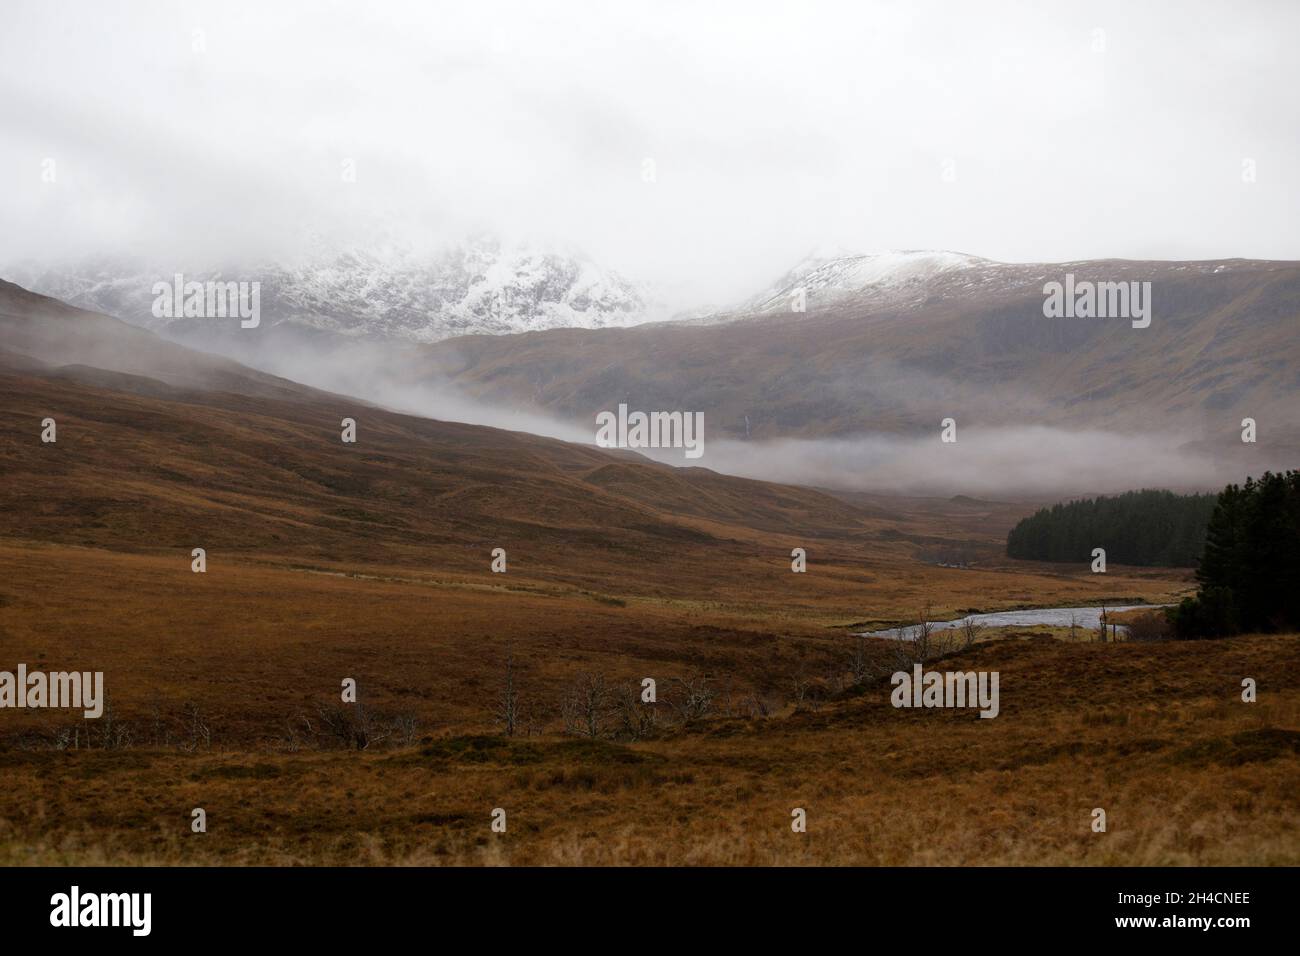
[0,301,1294,866]
[0,538,1293,866]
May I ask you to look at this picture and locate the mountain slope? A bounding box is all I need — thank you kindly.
[739,248,994,315]
[0,279,891,600]
[407,257,1300,450]
[0,279,320,403]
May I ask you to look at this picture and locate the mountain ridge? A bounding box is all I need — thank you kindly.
[6,235,660,346]
[405,256,1300,451]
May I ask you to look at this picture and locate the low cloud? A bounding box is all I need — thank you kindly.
[233,334,1241,499]
[697,429,1232,498]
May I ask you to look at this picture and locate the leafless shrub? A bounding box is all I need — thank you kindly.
[612,680,658,741]
[796,677,832,710]
[178,701,212,753]
[312,699,390,750]
[272,715,313,753]
[561,672,613,738]
[849,632,870,685]
[668,673,714,723]
[959,616,984,650]
[96,697,134,750]
[496,647,520,737]
[392,712,421,746]
[858,603,983,683]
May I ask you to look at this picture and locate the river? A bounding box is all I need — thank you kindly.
[857,604,1169,640]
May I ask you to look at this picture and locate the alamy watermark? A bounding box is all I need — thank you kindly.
[151,273,261,328]
[0,665,104,718]
[1043,273,1151,329]
[50,886,150,936]
[891,663,999,718]
[595,403,704,459]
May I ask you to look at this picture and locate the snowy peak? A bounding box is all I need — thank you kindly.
[257,235,655,342]
[7,237,658,344]
[746,249,990,313]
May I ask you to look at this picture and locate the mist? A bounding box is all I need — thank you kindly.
[699,429,1234,499]
[234,333,1240,499]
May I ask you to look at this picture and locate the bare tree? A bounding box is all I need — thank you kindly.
[860,603,977,682]
[495,646,520,737]
[612,680,657,741]
[959,616,984,651]
[392,712,420,746]
[668,673,714,723]
[96,697,133,750]
[913,604,936,661]
[273,715,313,753]
[561,672,612,738]
[313,698,390,750]
[794,675,831,710]
[849,632,869,685]
[178,700,211,752]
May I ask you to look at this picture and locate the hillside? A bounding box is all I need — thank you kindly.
[406,258,1300,453]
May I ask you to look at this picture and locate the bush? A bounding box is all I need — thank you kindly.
[1124,611,1170,643]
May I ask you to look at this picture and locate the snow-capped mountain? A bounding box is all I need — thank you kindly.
[8,236,658,344]
[732,248,1248,320]
[747,249,981,309]
[738,248,1011,315]
[666,247,1042,327]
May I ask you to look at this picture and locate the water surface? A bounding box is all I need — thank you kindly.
[858,605,1168,640]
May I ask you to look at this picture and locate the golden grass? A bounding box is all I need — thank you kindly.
[0,365,1285,866]
[1,615,1294,865]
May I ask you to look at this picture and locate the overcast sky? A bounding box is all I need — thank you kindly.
[2,0,1296,304]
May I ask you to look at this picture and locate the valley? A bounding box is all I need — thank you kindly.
[0,277,1294,867]
[3,0,1296,929]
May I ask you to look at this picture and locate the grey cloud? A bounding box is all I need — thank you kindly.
[1,0,1296,306]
